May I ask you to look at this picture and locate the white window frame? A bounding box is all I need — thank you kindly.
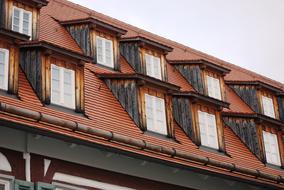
[12,6,32,37]
[0,48,9,91]
[261,96,276,118]
[96,36,114,68]
[206,76,222,100]
[262,131,281,166]
[51,64,75,109]
[198,111,219,149]
[145,94,167,135]
[145,53,162,80]
[0,174,14,190]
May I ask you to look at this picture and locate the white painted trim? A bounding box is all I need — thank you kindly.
[0,152,12,172]
[23,152,31,182]
[0,174,14,190]
[53,173,135,190]
[44,159,51,176]
[0,48,9,91]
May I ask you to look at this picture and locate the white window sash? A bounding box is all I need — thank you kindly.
[96,36,114,68]
[12,6,32,37]
[206,76,221,100]
[51,64,75,109]
[261,96,275,118]
[0,49,9,91]
[198,111,219,149]
[145,94,167,135]
[145,53,162,80]
[263,131,281,166]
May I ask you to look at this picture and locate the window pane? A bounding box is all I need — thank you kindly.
[12,8,20,32]
[262,96,275,118]
[263,131,281,166]
[96,37,103,63]
[105,40,113,66]
[63,69,75,108]
[145,94,154,130]
[153,57,162,79]
[51,65,61,104]
[0,184,5,190]
[145,54,152,76]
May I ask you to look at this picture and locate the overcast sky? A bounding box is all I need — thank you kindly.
[69,0,284,83]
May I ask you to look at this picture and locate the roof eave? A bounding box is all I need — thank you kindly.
[120,37,173,53]
[19,41,93,63]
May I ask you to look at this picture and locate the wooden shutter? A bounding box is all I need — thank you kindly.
[14,180,34,190]
[12,7,21,32]
[0,49,9,91]
[96,37,104,64]
[35,182,55,190]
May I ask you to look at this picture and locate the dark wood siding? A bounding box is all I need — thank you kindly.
[223,117,262,160]
[278,96,284,122]
[104,79,140,126]
[174,65,204,94]
[0,0,5,28]
[120,42,141,73]
[229,85,259,112]
[20,48,42,99]
[173,97,194,139]
[66,24,91,57]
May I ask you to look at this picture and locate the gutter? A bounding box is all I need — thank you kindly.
[0,102,283,186]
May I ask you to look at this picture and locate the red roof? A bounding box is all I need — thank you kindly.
[1,0,283,188]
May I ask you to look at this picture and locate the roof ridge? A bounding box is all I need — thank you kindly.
[55,0,283,88]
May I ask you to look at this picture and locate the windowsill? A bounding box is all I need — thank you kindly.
[46,104,86,118]
[199,145,229,157]
[265,163,283,171]
[96,63,116,71]
[143,131,177,142]
[0,90,19,100]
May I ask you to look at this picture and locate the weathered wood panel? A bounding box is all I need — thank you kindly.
[0,0,5,28]
[20,48,42,98]
[174,65,204,94]
[66,24,91,57]
[223,117,263,160]
[278,96,284,122]
[173,97,194,139]
[230,85,259,112]
[120,42,141,73]
[104,79,140,126]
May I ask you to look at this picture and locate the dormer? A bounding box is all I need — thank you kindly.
[0,0,48,40]
[60,17,127,70]
[120,36,173,81]
[226,81,282,120]
[98,73,179,138]
[169,59,230,101]
[173,91,229,152]
[20,41,92,113]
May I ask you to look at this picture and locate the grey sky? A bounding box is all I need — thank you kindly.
[69,0,284,83]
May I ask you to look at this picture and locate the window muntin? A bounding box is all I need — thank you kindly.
[145,94,167,135]
[96,36,114,68]
[262,131,281,166]
[198,111,219,149]
[0,49,9,91]
[12,7,32,37]
[206,76,221,100]
[51,64,75,109]
[262,96,276,118]
[145,53,162,80]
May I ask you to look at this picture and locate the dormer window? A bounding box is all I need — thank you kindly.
[51,64,75,109]
[261,96,275,118]
[206,76,221,100]
[145,94,167,135]
[145,53,162,80]
[12,7,32,37]
[198,110,219,149]
[0,49,9,91]
[96,36,114,68]
[262,131,281,166]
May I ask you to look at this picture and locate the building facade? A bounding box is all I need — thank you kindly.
[0,0,284,190]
